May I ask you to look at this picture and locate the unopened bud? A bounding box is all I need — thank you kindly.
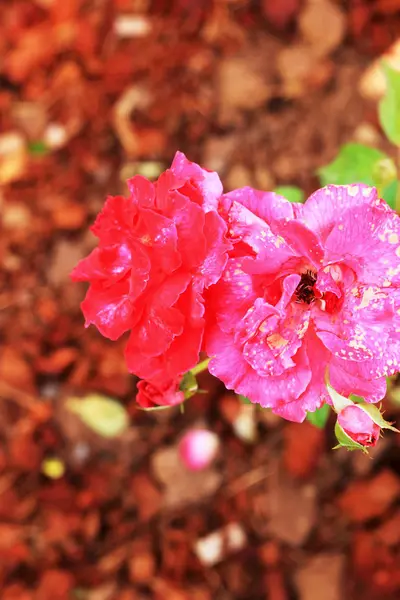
[328,384,398,453]
[337,404,380,447]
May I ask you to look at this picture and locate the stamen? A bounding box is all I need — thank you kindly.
[295,270,317,304]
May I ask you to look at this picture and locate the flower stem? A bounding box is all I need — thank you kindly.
[190,357,211,376]
[396,147,400,213]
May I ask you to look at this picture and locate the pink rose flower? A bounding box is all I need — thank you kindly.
[136,378,184,409]
[71,152,230,383]
[337,405,380,447]
[206,184,400,422]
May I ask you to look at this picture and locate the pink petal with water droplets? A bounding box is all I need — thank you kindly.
[329,359,386,403]
[294,329,331,411]
[315,283,393,362]
[276,220,324,266]
[206,326,312,422]
[224,187,294,223]
[300,184,379,242]
[325,200,400,287]
[315,266,342,298]
[220,196,294,274]
[208,257,257,333]
[238,275,310,377]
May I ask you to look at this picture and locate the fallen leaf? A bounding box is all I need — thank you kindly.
[36,569,74,600]
[295,554,345,600]
[36,347,78,374]
[128,545,155,584]
[66,394,130,438]
[218,45,274,124]
[129,472,162,521]
[151,445,222,509]
[0,132,28,184]
[338,470,400,523]
[268,464,316,546]
[299,0,346,58]
[262,0,299,30]
[283,422,324,479]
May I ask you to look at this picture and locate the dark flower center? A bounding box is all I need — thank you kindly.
[295,270,317,304]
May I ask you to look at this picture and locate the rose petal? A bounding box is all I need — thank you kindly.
[330,359,386,403]
[300,184,379,242]
[170,150,223,212]
[81,281,134,340]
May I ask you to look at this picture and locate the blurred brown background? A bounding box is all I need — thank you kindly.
[1,1,400,599]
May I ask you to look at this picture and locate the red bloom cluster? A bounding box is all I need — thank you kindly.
[73,153,400,424]
[72,152,230,407]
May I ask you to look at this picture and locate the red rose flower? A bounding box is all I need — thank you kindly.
[71,152,230,383]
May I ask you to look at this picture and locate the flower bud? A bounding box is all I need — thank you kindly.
[337,404,380,447]
[137,378,184,409]
[178,429,219,471]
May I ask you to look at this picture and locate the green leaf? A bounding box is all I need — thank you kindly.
[382,180,398,210]
[190,357,211,376]
[379,62,400,146]
[349,394,364,404]
[372,158,397,191]
[306,403,330,429]
[327,385,353,413]
[318,143,388,187]
[238,394,252,405]
[67,394,129,438]
[357,403,399,433]
[28,140,49,156]
[274,185,305,203]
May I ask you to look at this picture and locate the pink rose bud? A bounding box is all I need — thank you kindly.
[337,405,380,447]
[178,429,219,471]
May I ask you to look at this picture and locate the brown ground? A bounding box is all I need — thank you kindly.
[1,1,400,599]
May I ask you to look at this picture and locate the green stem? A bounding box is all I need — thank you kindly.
[396,148,400,213]
[190,357,211,376]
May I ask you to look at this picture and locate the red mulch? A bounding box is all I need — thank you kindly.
[1,1,400,598]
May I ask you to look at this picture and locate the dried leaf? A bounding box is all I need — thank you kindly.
[66,394,130,438]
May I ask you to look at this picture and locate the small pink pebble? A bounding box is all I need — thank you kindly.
[178,429,220,471]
